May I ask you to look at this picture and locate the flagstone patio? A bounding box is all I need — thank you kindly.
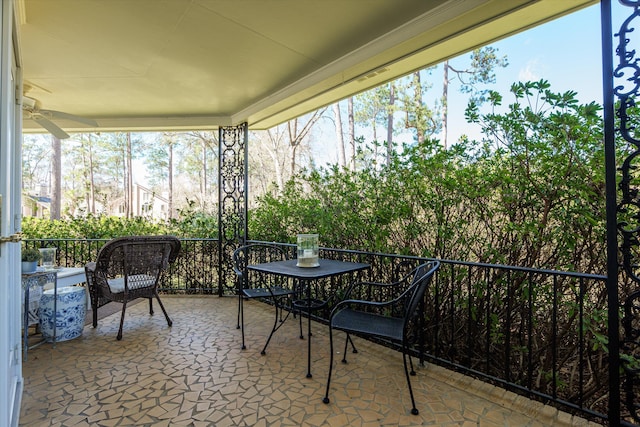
[19,295,602,426]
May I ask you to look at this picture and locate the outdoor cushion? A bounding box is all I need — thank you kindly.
[107,274,156,293]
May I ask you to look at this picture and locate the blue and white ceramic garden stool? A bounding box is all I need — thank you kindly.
[39,286,86,342]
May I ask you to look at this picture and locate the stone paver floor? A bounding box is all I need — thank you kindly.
[20,296,601,426]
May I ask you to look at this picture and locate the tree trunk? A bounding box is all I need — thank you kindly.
[413,71,425,145]
[262,128,286,191]
[333,103,346,167]
[287,108,326,175]
[168,141,174,219]
[442,60,449,149]
[372,118,377,143]
[50,136,61,220]
[270,145,284,191]
[126,132,133,217]
[88,134,96,214]
[288,119,298,176]
[348,97,355,171]
[202,138,207,208]
[387,83,395,164]
[80,135,90,214]
[121,137,129,217]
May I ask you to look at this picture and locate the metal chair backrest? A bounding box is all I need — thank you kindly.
[403,261,440,330]
[232,243,288,290]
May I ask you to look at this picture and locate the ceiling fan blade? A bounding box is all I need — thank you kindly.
[32,115,70,139]
[42,110,98,127]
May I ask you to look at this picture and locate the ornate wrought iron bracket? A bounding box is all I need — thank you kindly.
[612,1,640,422]
[218,124,248,296]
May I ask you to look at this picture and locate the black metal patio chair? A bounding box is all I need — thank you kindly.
[322,260,441,415]
[85,235,181,340]
[233,243,297,354]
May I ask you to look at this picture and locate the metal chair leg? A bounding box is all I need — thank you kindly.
[348,334,358,353]
[237,293,242,329]
[154,294,172,327]
[255,295,294,354]
[239,294,248,349]
[299,308,304,339]
[260,299,281,355]
[117,301,127,341]
[408,352,416,376]
[402,345,419,415]
[322,324,335,405]
[341,333,358,363]
[92,304,98,328]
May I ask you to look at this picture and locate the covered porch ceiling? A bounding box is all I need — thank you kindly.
[17,0,596,134]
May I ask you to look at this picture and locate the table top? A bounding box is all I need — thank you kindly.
[22,267,87,291]
[56,267,85,279]
[23,266,84,277]
[22,269,56,277]
[248,258,369,280]
[21,270,57,289]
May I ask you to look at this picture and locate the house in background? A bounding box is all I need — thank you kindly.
[21,194,50,219]
[111,184,170,220]
[22,183,50,218]
[21,183,169,220]
[134,184,170,220]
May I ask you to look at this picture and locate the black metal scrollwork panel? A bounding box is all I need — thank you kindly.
[218,124,248,296]
[623,291,640,422]
[616,1,640,422]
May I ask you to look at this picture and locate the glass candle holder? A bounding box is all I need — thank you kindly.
[39,247,57,269]
[296,234,319,267]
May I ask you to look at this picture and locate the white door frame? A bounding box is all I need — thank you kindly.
[0,0,23,425]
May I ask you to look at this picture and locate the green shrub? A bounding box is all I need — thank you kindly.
[250,81,607,273]
[22,214,175,239]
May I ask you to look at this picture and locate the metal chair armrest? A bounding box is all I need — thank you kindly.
[342,271,414,299]
[332,277,421,319]
[329,297,395,319]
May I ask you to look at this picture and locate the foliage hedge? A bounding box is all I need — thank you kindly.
[251,81,607,274]
[21,203,219,240]
[22,215,169,239]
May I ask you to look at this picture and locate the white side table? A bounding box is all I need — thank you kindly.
[22,268,87,361]
[22,270,57,361]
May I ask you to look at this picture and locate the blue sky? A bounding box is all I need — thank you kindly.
[314,3,608,162]
[443,3,604,145]
[489,4,603,104]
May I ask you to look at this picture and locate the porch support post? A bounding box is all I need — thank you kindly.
[218,123,249,296]
[601,0,621,424]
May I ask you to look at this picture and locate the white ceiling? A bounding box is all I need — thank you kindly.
[17,0,596,134]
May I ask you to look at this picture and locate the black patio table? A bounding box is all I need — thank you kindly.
[248,258,370,378]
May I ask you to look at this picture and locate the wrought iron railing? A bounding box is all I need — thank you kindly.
[302,244,609,424]
[25,237,609,423]
[24,238,220,294]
